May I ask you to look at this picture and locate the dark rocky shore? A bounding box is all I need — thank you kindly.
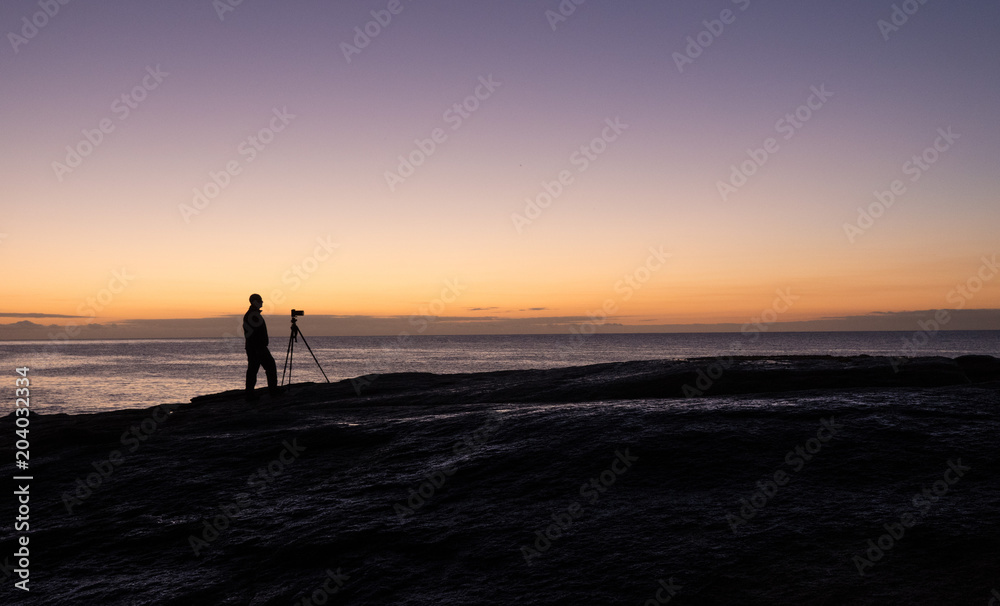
[2,355,1000,605]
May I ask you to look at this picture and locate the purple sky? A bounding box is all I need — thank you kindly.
[2,0,998,338]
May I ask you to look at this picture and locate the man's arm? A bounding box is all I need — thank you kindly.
[244,308,265,345]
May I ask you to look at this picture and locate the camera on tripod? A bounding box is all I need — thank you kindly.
[281,309,329,385]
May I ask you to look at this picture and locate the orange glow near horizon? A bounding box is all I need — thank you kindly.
[9,241,997,327]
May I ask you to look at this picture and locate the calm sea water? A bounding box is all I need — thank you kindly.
[1,331,997,415]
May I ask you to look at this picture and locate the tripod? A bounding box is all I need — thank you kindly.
[281,311,330,386]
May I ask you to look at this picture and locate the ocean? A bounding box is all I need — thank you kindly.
[1,331,997,415]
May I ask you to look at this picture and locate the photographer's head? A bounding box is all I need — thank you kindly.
[249,293,263,310]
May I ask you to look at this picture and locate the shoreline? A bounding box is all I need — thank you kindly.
[15,354,1000,418]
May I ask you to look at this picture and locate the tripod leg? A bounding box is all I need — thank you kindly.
[296,331,331,383]
[281,334,293,385]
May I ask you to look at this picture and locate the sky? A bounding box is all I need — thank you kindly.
[2,0,998,339]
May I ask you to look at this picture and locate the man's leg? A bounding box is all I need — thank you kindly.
[246,348,262,395]
[262,348,279,394]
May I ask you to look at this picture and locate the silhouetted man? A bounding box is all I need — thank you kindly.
[244,293,279,400]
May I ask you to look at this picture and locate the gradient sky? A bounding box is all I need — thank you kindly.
[2,0,998,338]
